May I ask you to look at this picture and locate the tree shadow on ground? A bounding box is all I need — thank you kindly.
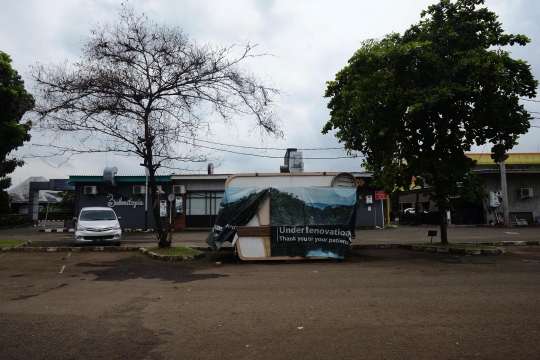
[75,253,230,283]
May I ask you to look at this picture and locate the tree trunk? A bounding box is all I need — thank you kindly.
[439,203,448,244]
[148,170,171,248]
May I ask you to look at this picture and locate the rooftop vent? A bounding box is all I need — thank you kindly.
[280,148,304,173]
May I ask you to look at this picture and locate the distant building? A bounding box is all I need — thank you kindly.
[8,177,62,214]
[70,168,229,230]
[470,153,540,225]
[396,153,540,225]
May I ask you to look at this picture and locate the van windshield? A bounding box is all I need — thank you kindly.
[80,210,117,221]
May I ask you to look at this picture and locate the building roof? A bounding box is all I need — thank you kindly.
[69,175,172,183]
[7,177,62,204]
[466,153,540,166]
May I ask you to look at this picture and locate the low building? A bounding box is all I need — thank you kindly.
[69,168,388,230]
[396,153,540,225]
[8,177,62,214]
[471,153,540,225]
[70,167,229,230]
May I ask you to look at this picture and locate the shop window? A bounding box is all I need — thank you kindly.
[186,191,223,227]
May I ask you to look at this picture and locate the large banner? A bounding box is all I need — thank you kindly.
[206,187,356,259]
[269,187,355,259]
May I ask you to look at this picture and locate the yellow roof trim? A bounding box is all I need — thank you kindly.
[466,153,540,165]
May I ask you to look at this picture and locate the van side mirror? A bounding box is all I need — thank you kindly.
[73,217,77,221]
[117,216,122,220]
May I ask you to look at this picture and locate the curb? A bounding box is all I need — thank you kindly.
[39,228,75,233]
[1,242,205,261]
[349,243,512,255]
[1,241,32,252]
[3,241,533,255]
[139,247,205,261]
[1,245,141,252]
[123,229,154,233]
[190,246,234,252]
[38,228,157,233]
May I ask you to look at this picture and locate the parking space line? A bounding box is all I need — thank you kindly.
[67,252,71,258]
[0,254,5,258]
[59,265,65,274]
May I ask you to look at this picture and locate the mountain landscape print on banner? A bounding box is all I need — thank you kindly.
[269,187,356,259]
[269,187,355,227]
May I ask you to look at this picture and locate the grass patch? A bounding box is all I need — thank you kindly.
[0,239,27,248]
[147,246,202,256]
[419,243,498,250]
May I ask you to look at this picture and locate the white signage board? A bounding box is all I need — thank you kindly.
[107,194,144,208]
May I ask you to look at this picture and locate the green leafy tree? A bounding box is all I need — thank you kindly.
[322,0,537,243]
[57,191,75,212]
[0,51,34,191]
[0,190,11,214]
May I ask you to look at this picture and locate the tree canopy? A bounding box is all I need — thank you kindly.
[31,6,282,247]
[322,0,537,242]
[0,51,34,191]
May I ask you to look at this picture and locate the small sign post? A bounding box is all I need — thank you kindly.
[427,230,438,243]
[168,194,175,225]
[374,191,388,200]
[375,191,388,227]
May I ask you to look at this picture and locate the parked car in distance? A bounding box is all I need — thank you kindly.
[403,208,428,215]
[74,207,122,246]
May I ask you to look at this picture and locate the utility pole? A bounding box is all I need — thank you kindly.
[500,161,510,226]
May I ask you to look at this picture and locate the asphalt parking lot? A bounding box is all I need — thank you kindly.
[1,225,540,359]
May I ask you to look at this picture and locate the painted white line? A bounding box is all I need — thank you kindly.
[0,254,6,258]
[59,265,65,274]
[67,252,71,258]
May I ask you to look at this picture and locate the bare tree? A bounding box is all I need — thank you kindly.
[30,6,282,247]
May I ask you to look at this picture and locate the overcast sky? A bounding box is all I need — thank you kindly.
[2,0,539,187]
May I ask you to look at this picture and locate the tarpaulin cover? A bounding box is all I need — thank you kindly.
[206,187,356,259]
[205,187,271,251]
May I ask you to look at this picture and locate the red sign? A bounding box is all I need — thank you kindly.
[375,191,388,200]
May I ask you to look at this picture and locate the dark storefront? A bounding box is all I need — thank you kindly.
[70,169,230,230]
[70,172,173,230]
[185,191,224,228]
[397,190,485,225]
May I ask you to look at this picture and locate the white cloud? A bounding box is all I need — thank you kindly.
[3,0,539,187]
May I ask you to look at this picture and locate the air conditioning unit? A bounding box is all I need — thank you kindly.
[519,188,533,199]
[133,185,146,195]
[84,186,97,195]
[173,185,186,194]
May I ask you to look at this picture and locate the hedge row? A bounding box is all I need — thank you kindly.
[0,215,31,228]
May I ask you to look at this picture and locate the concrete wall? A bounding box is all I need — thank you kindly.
[482,172,540,223]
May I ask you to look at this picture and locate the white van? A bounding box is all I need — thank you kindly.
[74,207,122,246]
